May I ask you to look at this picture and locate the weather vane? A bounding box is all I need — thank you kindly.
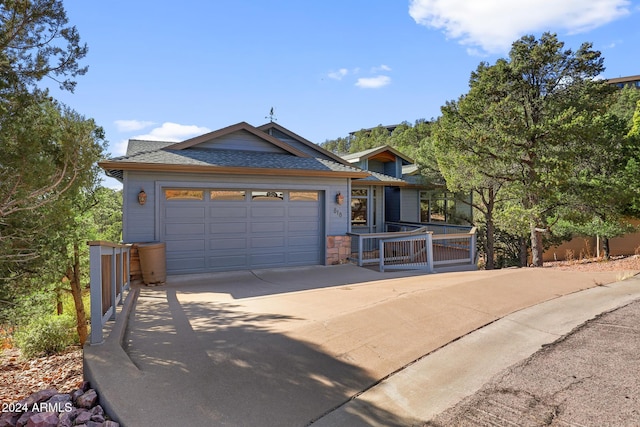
[265,107,277,122]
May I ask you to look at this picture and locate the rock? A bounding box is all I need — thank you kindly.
[79,382,90,393]
[2,382,116,427]
[0,411,20,427]
[89,414,104,424]
[45,394,71,408]
[73,410,91,425]
[69,390,83,405]
[16,412,33,427]
[20,390,58,408]
[56,411,73,427]
[75,390,97,409]
[24,412,58,427]
[89,406,103,417]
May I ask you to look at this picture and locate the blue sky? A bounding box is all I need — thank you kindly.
[49,1,639,188]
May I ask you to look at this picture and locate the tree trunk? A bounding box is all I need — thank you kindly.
[519,237,528,267]
[530,224,544,267]
[602,237,611,260]
[56,288,63,315]
[485,214,495,270]
[67,242,88,347]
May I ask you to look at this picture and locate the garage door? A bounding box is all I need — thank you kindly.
[161,189,323,273]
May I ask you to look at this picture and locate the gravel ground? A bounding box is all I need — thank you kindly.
[0,347,83,405]
[1,256,638,407]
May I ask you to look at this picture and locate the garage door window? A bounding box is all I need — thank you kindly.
[211,190,246,201]
[290,191,319,202]
[165,189,204,200]
[252,191,284,201]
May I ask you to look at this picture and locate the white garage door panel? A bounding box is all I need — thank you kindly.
[167,257,206,272]
[165,223,205,235]
[252,206,286,217]
[208,254,247,269]
[251,236,285,248]
[210,237,247,250]
[210,222,247,234]
[161,189,323,273]
[252,222,285,233]
[289,251,320,263]
[211,207,247,218]
[289,206,318,217]
[251,252,286,266]
[166,239,206,252]
[289,235,319,247]
[166,206,205,218]
[288,221,317,232]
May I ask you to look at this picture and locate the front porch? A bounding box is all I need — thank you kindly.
[347,221,477,273]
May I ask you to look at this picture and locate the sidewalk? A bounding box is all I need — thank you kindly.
[83,265,640,427]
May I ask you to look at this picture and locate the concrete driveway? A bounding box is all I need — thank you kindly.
[84,264,640,427]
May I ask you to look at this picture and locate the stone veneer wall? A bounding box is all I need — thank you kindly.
[326,235,351,265]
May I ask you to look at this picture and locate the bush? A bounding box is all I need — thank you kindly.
[14,314,78,359]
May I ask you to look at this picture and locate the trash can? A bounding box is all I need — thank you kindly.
[137,242,166,285]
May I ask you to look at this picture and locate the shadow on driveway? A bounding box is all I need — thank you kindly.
[124,287,415,426]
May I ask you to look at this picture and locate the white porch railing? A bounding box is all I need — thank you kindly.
[87,241,131,345]
[348,226,429,267]
[379,232,434,272]
[432,229,477,267]
[350,223,477,272]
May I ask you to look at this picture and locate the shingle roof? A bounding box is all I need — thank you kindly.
[103,146,365,175]
[352,170,406,185]
[126,140,175,156]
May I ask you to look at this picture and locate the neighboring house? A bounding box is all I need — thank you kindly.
[607,74,640,89]
[99,121,468,275]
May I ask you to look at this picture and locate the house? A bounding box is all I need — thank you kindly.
[99,121,470,275]
[607,74,640,89]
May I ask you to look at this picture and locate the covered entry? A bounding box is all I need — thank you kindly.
[160,188,323,273]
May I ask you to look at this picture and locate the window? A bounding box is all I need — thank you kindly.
[351,189,368,226]
[420,191,457,223]
[210,190,246,201]
[251,191,284,201]
[290,191,319,202]
[164,189,204,200]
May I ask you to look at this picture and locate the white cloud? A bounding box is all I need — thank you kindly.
[114,119,156,132]
[372,64,392,73]
[328,68,349,80]
[356,75,391,89]
[133,122,212,142]
[409,0,631,54]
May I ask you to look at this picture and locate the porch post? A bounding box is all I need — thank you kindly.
[110,247,117,321]
[89,243,103,345]
[426,232,435,273]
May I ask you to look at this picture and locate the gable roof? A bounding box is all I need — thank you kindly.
[99,121,369,181]
[257,122,352,166]
[167,122,309,157]
[341,145,414,165]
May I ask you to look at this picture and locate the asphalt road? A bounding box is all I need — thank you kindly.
[425,298,640,426]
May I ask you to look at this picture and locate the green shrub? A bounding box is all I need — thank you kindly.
[14,314,78,359]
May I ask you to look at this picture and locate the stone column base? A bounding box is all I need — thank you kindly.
[326,235,351,265]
